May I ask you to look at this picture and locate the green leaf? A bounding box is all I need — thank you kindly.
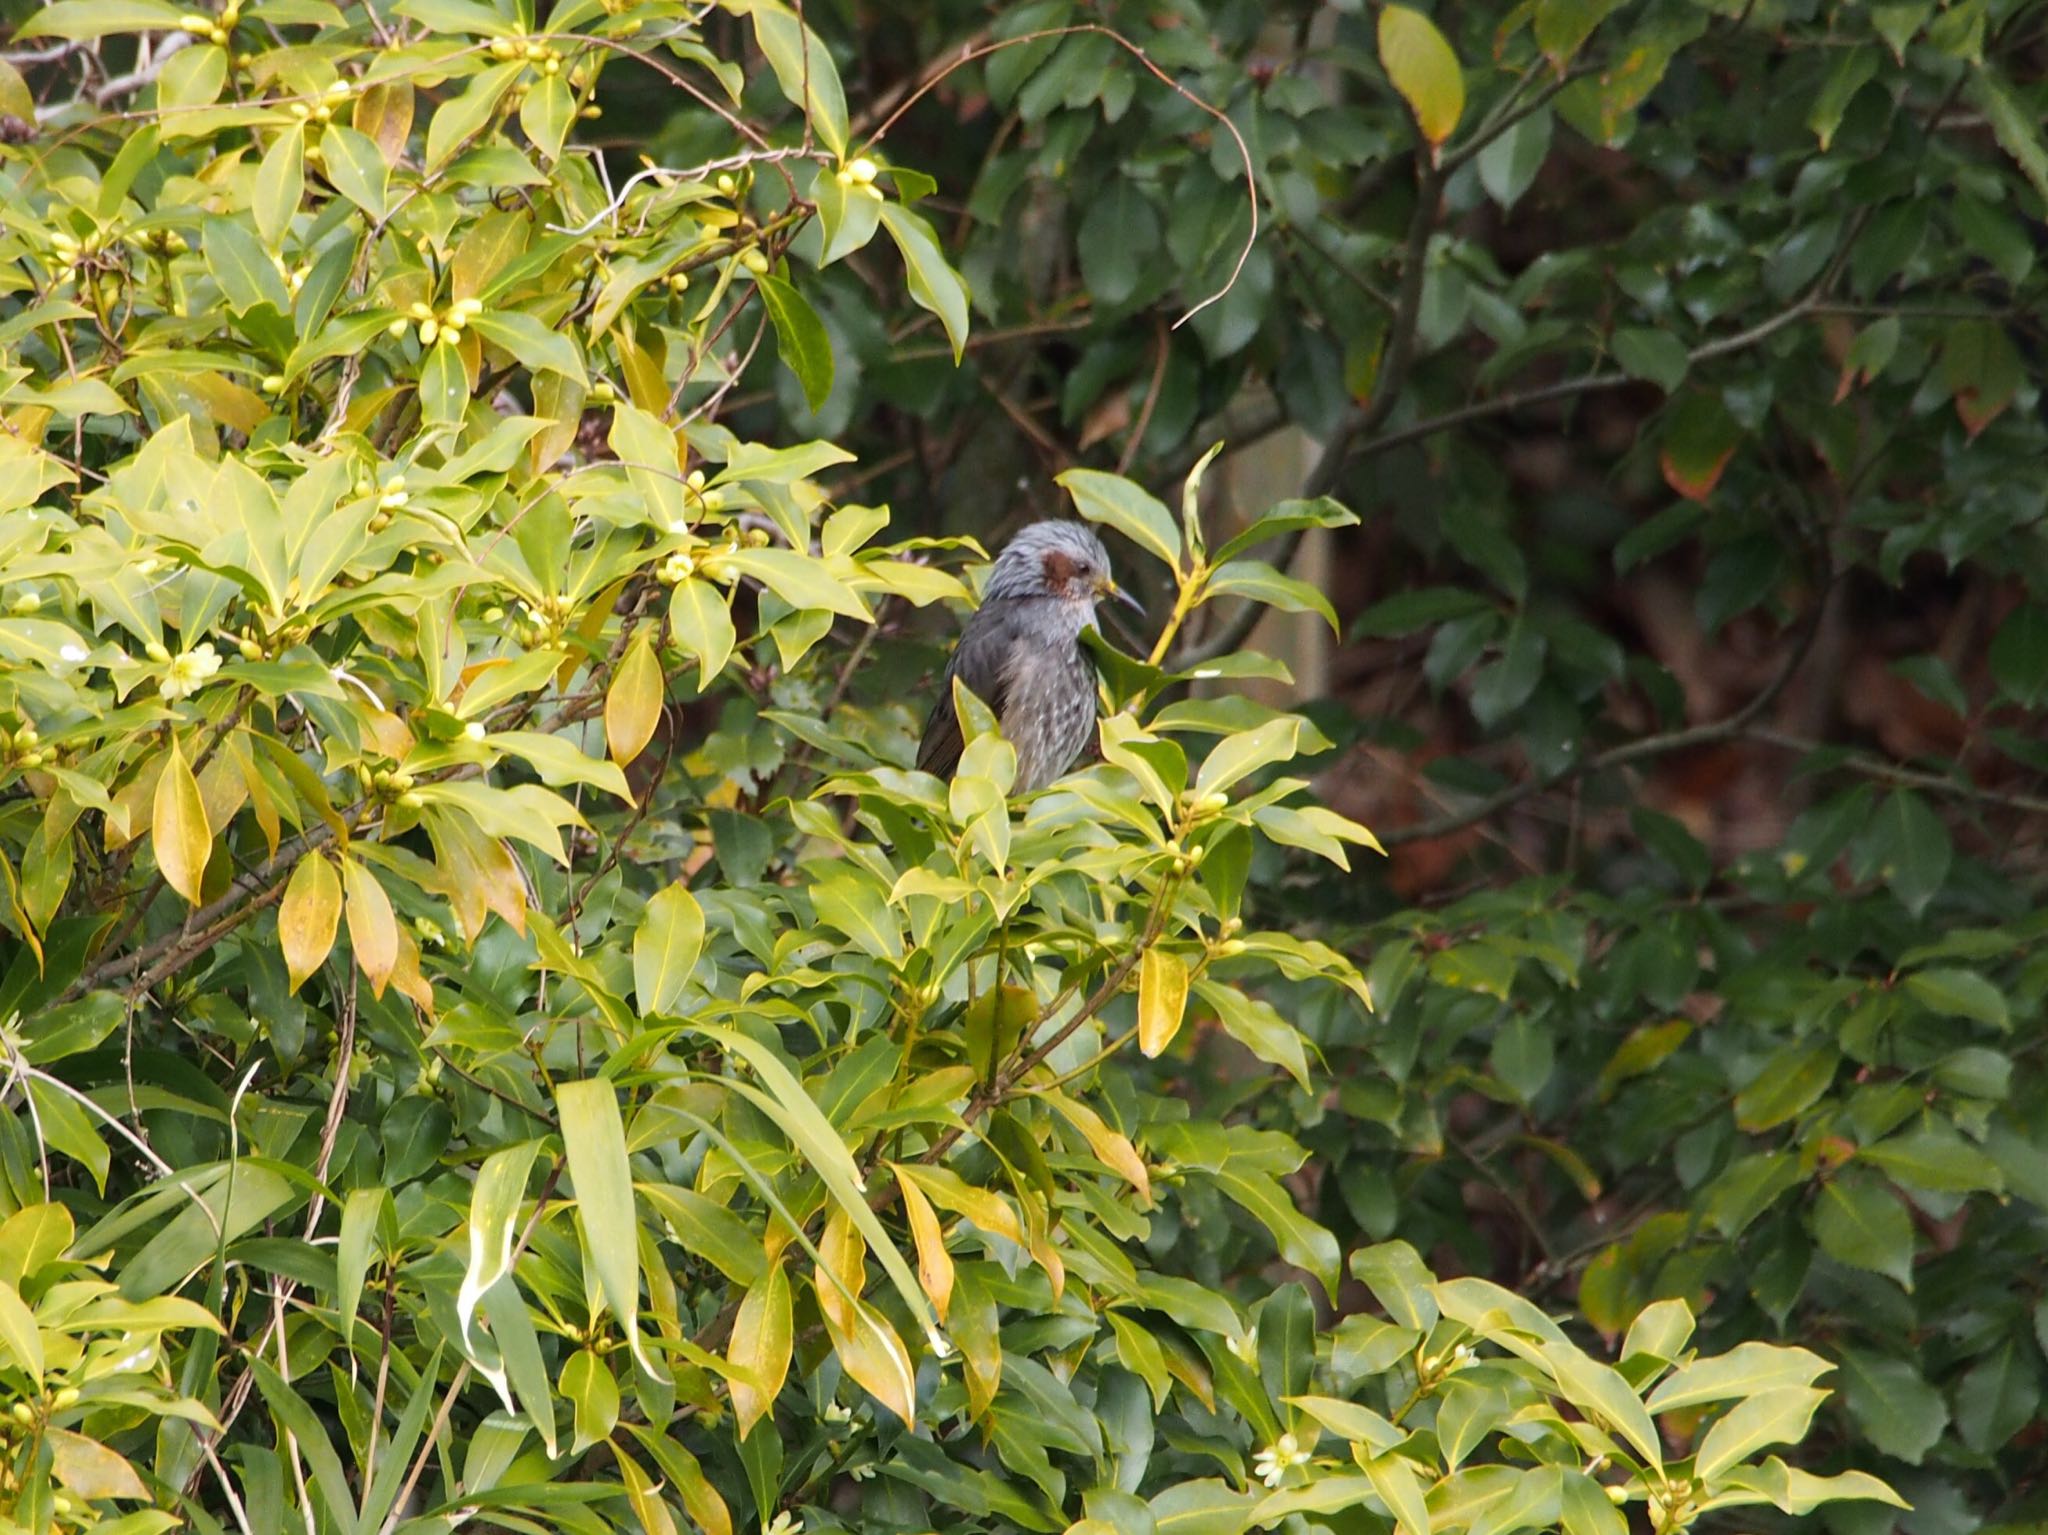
[1194,717,1303,796]
[205,217,292,316]
[1363,1451,1431,1535]
[18,0,185,39]
[1202,559,1338,632]
[1210,496,1357,567]
[1811,1173,1915,1290]
[520,71,575,162]
[1079,180,1162,307]
[1861,1123,2004,1194]
[1807,46,1879,150]
[417,339,470,426]
[697,1026,935,1335]
[668,578,737,686]
[725,547,871,621]
[1874,789,1952,917]
[1903,966,2008,1028]
[877,202,970,363]
[561,1347,620,1452]
[1151,1480,1258,1535]
[1534,0,1623,66]
[557,1079,651,1374]
[319,124,389,219]
[1659,390,1741,502]
[755,271,835,412]
[1612,327,1689,392]
[424,60,521,172]
[1477,108,1552,210]
[1989,603,2048,707]
[1378,5,1464,147]
[1206,1161,1339,1300]
[0,1279,42,1385]
[745,0,848,155]
[468,309,587,384]
[1965,67,2048,208]
[1694,1387,1827,1483]
[250,1358,361,1535]
[1838,1348,1948,1465]
[456,1139,540,1344]
[633,881,705,1016]
[1955,1343,2039,1454]
[1057,467,1182,572]
[1193,979,1311,1091]
[254,123,305,245]
[1647,1341,1833,1412]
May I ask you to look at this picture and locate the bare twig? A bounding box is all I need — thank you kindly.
[34,32,194,123]
[858,24,1258,328]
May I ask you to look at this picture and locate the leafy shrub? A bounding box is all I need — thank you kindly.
[0,1,1910,1533]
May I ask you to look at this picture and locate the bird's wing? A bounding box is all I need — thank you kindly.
[915,609,1015,779]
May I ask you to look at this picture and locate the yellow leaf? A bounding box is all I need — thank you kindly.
[823,1294,917,1427]
[727,1258,790,1440]
[228,734,279,859]
[815,1204,865,1333]
[895,1165,955,1323]
[1379,5,1465,148]
[388,924,436,1015]
[605,630,665,766]
[611,1449,678,1535]
[1022,1189,1065,1306]
[47,1428,148,1501]
[1043,1089,1151,1207]
[151,735,211,905]
[895,1163,1024,1244]
[1138,947,1190,1058]
[342,858,399,997]
[278,852,341,994]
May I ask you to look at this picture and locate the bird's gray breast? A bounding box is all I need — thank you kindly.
[999,626,1097,793]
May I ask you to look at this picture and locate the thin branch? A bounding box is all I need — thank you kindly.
[545,146,825,236]
[1744,728,2048,819]
[857,24,1258,328]
[1359,287,1832,464]
[35,32,194,123]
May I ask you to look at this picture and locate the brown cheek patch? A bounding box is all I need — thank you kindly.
[1040,550,1081,592]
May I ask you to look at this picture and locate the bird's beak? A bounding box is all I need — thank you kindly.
[1099,578,1144,617]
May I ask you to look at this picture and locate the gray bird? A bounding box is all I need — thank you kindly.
[916,520,1143,794]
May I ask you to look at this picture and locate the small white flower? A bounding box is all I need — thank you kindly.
[159,642,222,700]
[821,1400,852,1425]
[847,1460,875,1481]
[1253,1432,1309,1489]
[59,644,87,663]
[1227,1329,1258,1365]
[765,1513,802,1535]
[1450,1343,1476,1370]
[464,720,487,742]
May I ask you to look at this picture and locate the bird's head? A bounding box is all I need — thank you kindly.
[983,520,1143,616]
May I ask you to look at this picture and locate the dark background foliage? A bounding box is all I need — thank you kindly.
[588,1,2048,1528]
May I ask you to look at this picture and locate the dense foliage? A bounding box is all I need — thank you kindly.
[0,0,2036,1531]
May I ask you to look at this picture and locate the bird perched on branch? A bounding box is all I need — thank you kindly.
[916,520,1143,795]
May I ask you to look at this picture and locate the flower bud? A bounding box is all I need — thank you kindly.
[145,641,171,663]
